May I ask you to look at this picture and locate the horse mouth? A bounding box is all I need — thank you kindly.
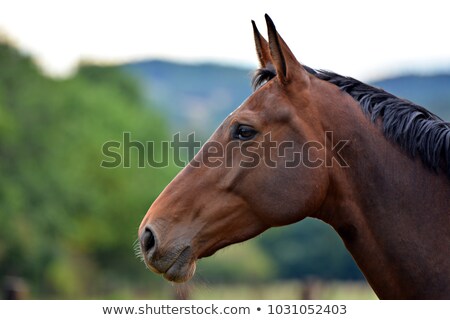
[144,246,197,283]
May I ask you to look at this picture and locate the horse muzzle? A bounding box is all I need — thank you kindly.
[139,226,196,282]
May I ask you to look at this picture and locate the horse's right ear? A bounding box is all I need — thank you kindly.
[252,20,271,68]
[265,14,307,86]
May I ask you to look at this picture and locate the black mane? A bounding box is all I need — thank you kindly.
[252,67,450,178]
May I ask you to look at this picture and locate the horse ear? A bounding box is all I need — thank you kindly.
[265,14,306,85]
[252,20,271,68]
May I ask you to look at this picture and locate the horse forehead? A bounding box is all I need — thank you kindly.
[233,87,293,124]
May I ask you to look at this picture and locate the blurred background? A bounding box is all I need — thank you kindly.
[0,0,449,299]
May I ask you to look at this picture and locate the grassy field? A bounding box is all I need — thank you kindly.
[190,281,377,300]
[125,280,377,300]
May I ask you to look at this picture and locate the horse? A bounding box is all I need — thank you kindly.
[138,15,450,299]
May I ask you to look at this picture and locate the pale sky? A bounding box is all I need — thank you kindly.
[1,0,449,81]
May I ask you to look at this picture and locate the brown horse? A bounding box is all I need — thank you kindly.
[139,15,450,299]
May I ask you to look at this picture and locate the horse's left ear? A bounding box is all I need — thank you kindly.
[265,14,308,86]
[252,20,271,68]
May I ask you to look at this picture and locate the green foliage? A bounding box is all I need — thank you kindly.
[0,42,177,297]
[197,241,276,283]
[258,219,364,280]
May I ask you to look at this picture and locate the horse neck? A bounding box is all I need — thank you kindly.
[313,88,450,299]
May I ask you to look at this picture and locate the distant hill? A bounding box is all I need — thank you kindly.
[123,60,450,136]
[123,60,253,136]
[373,74,450,120]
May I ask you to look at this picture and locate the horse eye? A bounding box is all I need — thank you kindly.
[235,125,257,141]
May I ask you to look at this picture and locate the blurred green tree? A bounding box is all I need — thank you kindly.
[0,41,177,297]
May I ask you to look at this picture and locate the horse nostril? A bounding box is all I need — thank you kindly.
[141,227,156,254]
